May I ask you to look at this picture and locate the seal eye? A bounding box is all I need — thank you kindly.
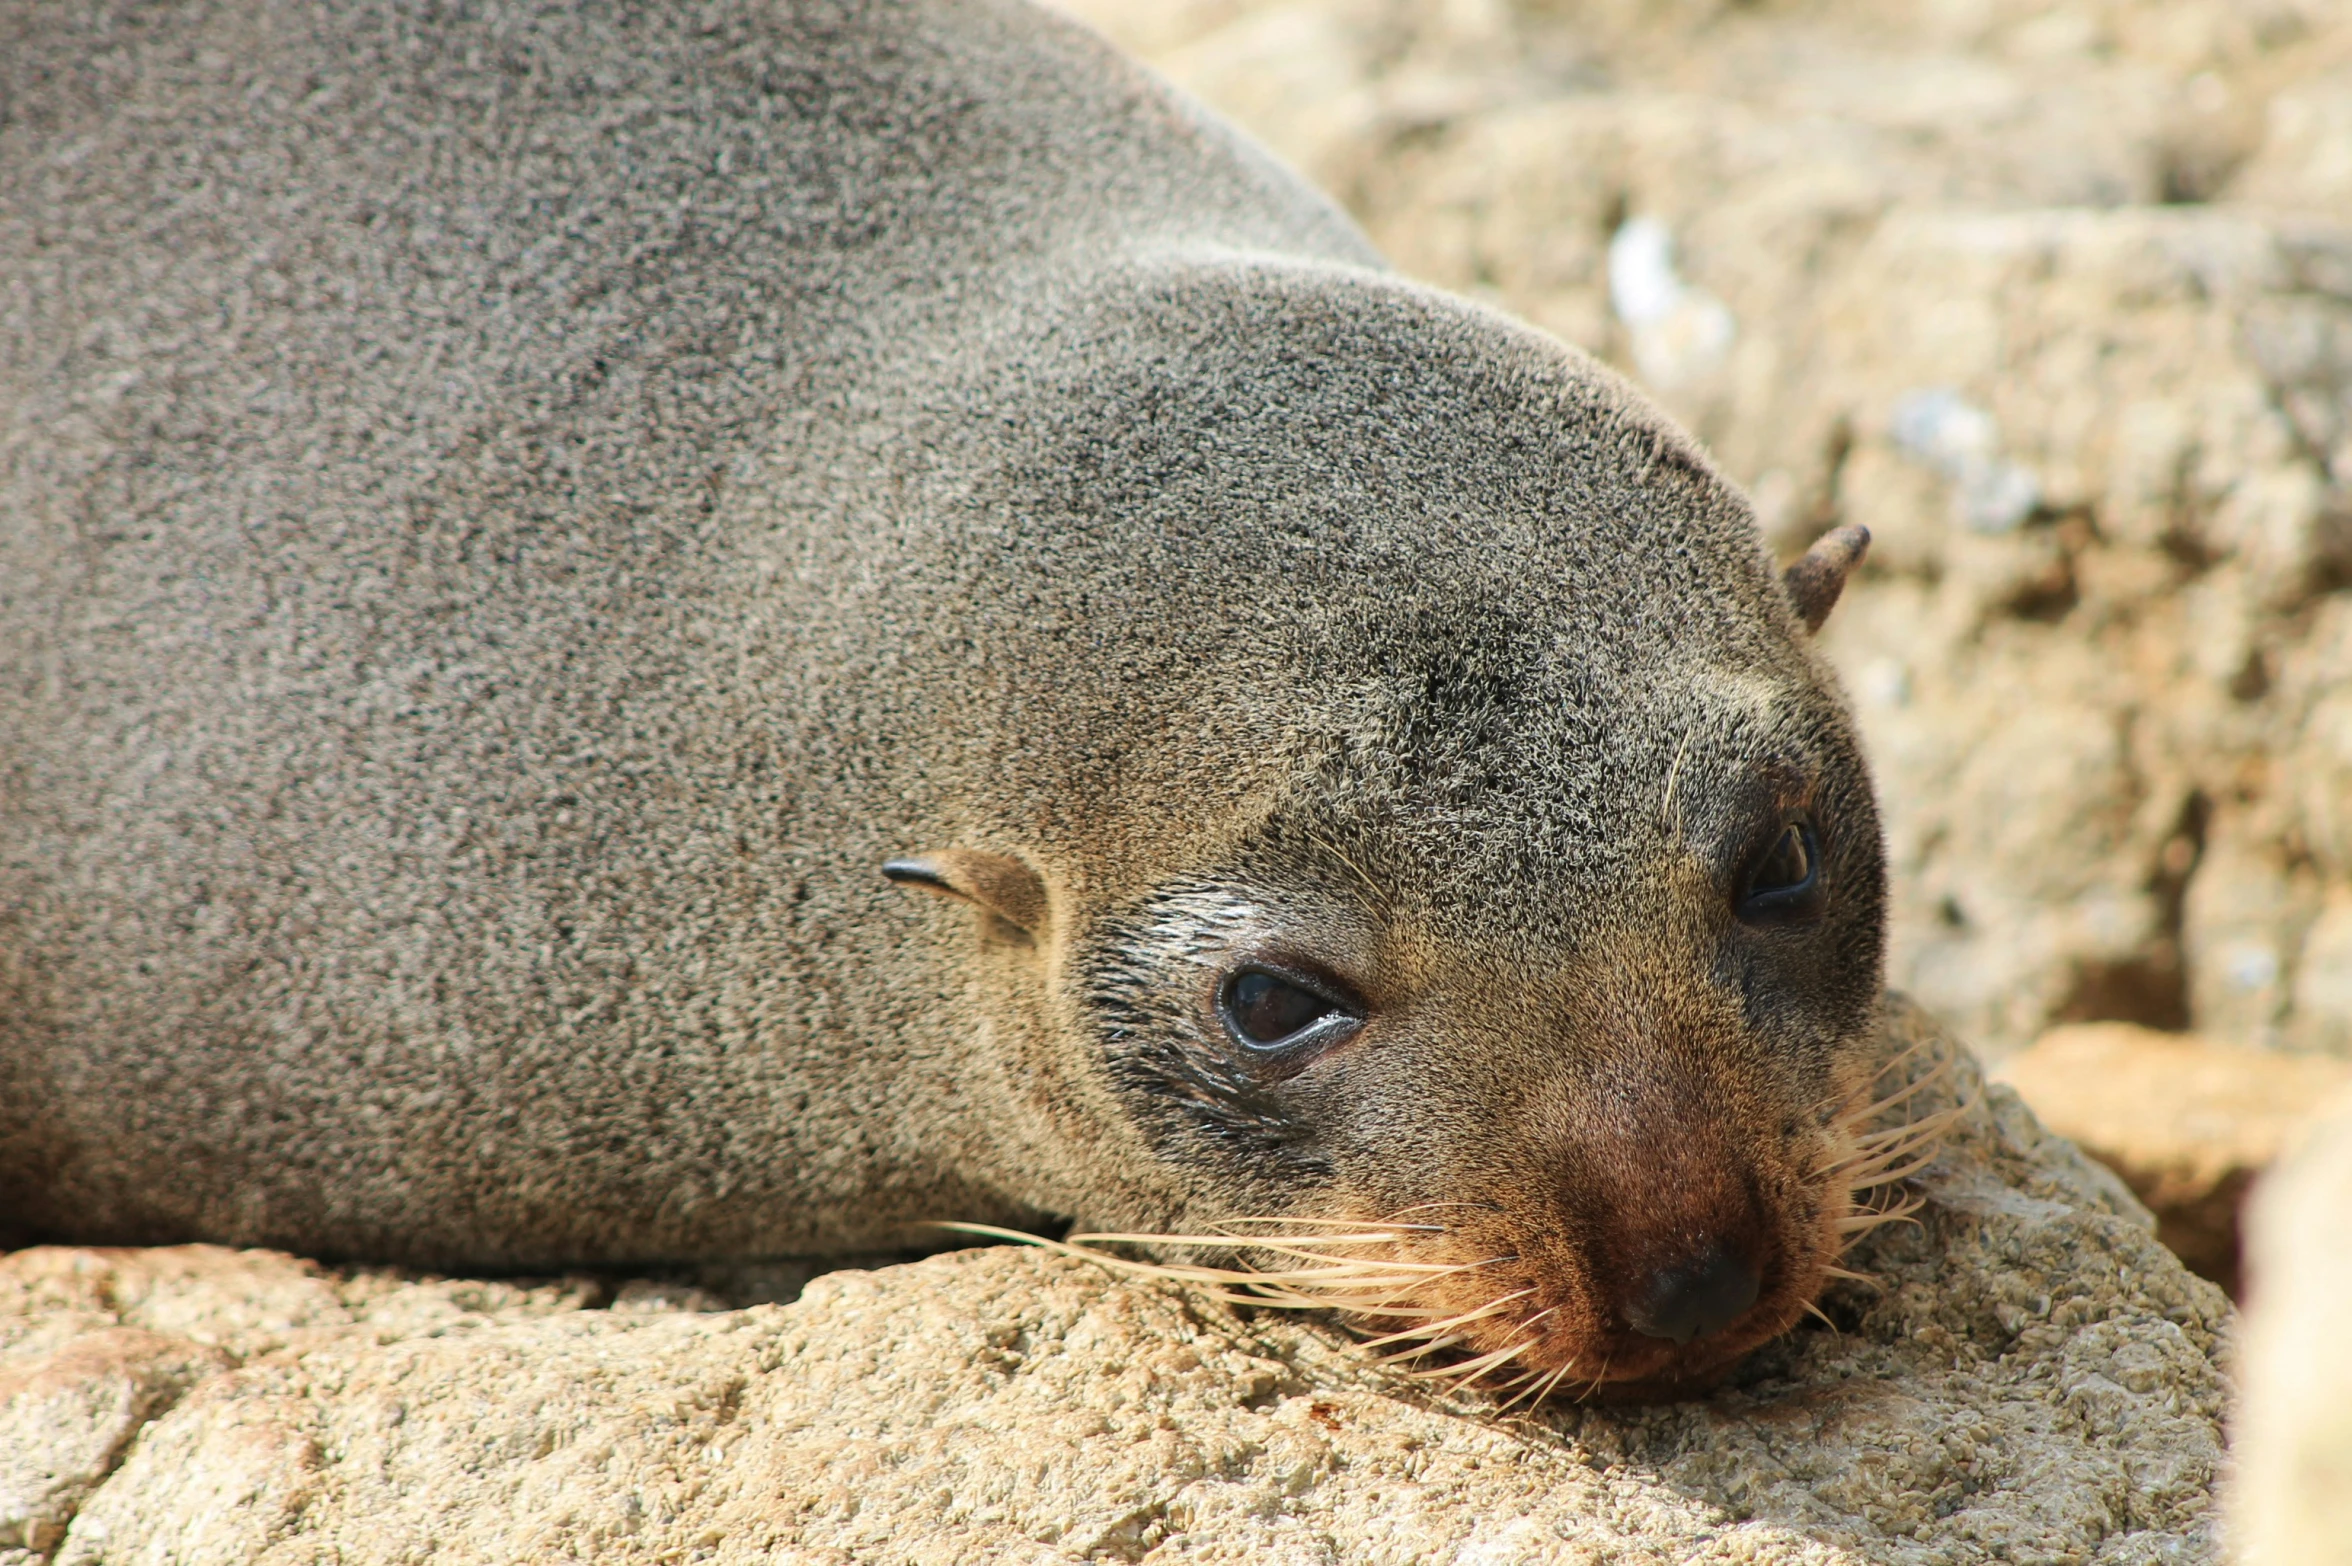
[1220,968,1350,1051]
[1737,821,1824,924]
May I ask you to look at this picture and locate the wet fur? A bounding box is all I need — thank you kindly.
[2,0,1887,1395]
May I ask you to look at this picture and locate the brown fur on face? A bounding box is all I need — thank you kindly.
[1314,1048,1878,1403]
[1012,1019,1945,1404]
[1357,1029,1947,1403]
[1406,965,1851,1397]
[1300,977,1864,1400]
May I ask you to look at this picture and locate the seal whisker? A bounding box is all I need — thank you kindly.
[1822,1044,1962,1137]
[1818,1043,1975,1288]
[1515,1352,1585,1411]
[1826,1109,1952,1166]
[1205,1246,1492,1275]
[1496,1369,1547,1412]
[1213,1217,1451,1235]
[1847,1036,1948,1091]
[1070,1227,1417,1251]
[1066,1234,1480,1277]
[1338,1296,1528,1325]
[1359,1306,1526,1351]
[1372,1334,1469,1365]
[1302,828,1392,915]
[1843,1089,1953,1132]
[1448,1346,1536,1393]
[1834,1199,1926,1236]
[1408,1339,1533,1387]
[1834,1102,1969,1162]
[1833,1143,1934,1183]
[1659,731,1694,830]
[1378,1201,1504,1221]
[1355,1289,1536,1351]
[1532,1358,1583,1406]
[1844,1054,1947,1109]
[1830,1141,1958,1198]
[1836,1123,1950,1163]
[929,1222,1438,1304]
[933,1222,1551,1346]
[944,1214,1761,1407]
[1839,1147,1949,1189]
[1515,1304,1564,1335]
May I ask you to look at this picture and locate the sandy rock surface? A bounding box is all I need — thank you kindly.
[1056,0,2352,1065]
[0,1252,610,1563]
[2,1002,2229,1564]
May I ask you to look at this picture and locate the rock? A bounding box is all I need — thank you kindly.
[0,1331,227,1561]
[0,1247,614,1565]
[2234,69,2352,216]
[1058,0,2352,1063]
[1993,1022,2352,1291]
[8,999,2231,1563]
[0,1245,607,1369]
[2232,1099,2352,1566]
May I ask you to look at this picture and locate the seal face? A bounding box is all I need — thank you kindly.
[887,256,1894,1397]
[1060,566,1887,1398]
[0,0,1891,1398]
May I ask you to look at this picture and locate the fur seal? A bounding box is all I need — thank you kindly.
[0,0,1889,1397]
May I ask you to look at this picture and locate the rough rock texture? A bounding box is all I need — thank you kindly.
[0,1249,616,1562]
[1055,0,2352,1064]
[1994,1021,2352,1291]
[2,1002,2231,1563]
[2233,1097,2352,1566]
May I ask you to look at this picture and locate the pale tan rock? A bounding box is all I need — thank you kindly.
[2292,684,2352,889]
[15,1002,2231,1565]
[2181,828,2320,1051]
[2291,897,2352,1048]
[2233,69,2352,216]
[0,1246,615,1566]
[1994,1022,2352,1289]
[2232,1099,2352,1566]
[0,1330,228,1560]
[0,1245,604,1368]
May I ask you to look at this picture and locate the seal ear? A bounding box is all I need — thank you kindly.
[882,849,1050,939]
[1781,524,1871,634]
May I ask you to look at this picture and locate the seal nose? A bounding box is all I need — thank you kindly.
[1623,1243,1761,1346]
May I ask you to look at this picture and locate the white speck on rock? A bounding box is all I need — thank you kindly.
[1889,387,2043,532]
[1610,216,1736,389]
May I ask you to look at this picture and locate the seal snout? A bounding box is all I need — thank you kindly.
[1622,1241,1763,1346]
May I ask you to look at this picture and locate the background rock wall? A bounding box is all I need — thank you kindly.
[1058,0,2352,1063]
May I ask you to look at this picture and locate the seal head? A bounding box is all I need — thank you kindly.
[880,258,1887,1398]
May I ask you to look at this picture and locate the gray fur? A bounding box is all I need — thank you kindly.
[2,0,1883,1385]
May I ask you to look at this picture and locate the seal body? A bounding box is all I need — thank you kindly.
[1,0,1885,1394]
